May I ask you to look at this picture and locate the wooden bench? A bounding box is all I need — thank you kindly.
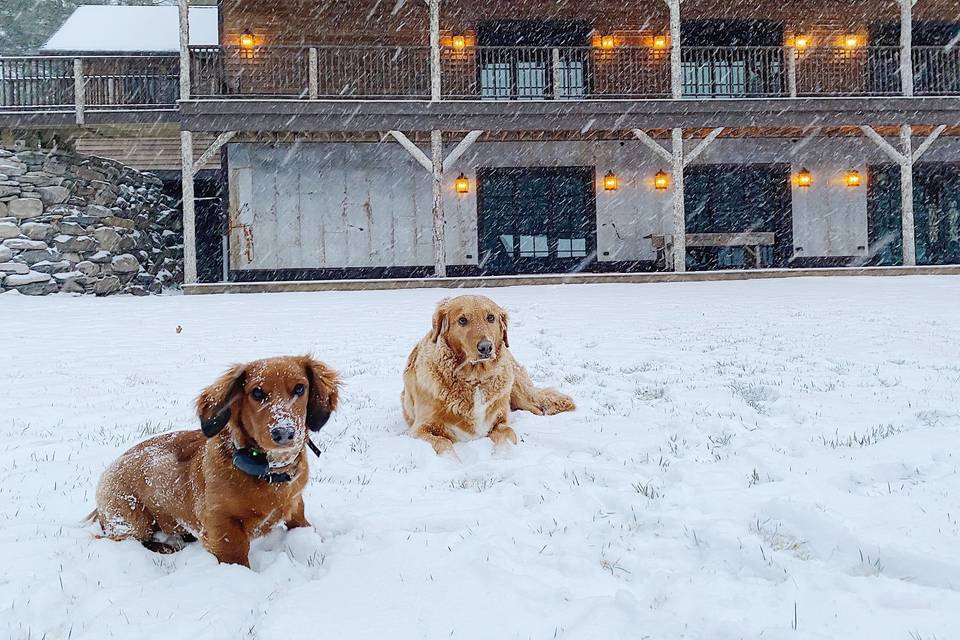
[647,232,776,269]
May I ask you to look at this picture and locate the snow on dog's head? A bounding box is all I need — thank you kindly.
[196,355,340,455]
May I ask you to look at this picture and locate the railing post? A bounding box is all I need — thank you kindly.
[72,58,85,125]
[308,47,319,99]
[787,46,798,97]
[551,48,562,99]
[429,0,441,101]
[665,0,682,99]
[899,0,913,97]
[178,0,191,100]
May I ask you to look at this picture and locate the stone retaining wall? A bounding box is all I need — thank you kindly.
[0,147,183,295]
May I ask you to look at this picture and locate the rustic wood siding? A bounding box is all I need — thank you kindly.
[75,135,219,171]
[218,0,958,48]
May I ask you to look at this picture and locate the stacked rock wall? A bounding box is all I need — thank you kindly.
[0,147,183,295]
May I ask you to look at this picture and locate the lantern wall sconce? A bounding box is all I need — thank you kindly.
[652,35,668,49]
[455,173,470,194]
[791,35,810,50]
[599,35,616,50]
[654,170,670,190]
[796,168,813,188]
[452,34,466,50]
[842,34,861,49]
[603,171,619,191]
[845,170,861,187]
[239,29,255,49]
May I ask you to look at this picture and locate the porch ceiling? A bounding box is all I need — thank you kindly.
[178,97,960,133]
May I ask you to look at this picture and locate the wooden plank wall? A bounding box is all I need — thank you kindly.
[227,142,476,270]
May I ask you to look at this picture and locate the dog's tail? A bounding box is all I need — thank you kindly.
[508,354,576,416]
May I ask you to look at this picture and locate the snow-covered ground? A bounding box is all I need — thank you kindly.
[2,276,958,640]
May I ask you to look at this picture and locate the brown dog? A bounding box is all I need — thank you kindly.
[88,356,340,567]
[402,295,575,456]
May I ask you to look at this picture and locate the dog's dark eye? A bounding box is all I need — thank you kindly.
[292,383,306,397]
[458,316,468,326]
[486,313,496,323]
[250,388,266,402]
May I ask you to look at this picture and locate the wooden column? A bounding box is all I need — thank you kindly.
[861,124,945,267]
[899,124,916,266]
[670,127,686,272]
[180,130,198,284]
[665,0,682,99]
[177,0,197,284]
[431,129,446,277]
[429,0,441,101]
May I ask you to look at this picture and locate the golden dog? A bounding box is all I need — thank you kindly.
[88,356,340,566]
[402,295,575,455]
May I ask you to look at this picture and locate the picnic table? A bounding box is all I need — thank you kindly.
[647,232,776,269]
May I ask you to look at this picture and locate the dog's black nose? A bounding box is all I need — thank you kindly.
[477,339,493,358]
[270,426,296,444]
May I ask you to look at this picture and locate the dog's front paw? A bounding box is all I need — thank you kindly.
[489,425,518,446]
[540,390,576,415]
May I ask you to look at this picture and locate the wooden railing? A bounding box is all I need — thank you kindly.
[2,46,958,112]
[0,55,179,112]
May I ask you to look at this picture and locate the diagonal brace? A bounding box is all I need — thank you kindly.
[191,131,236,177]
[632,129,672,162]
[860,125,906,164]
[442,130,483,173]
[684,127,724,167]
[389,130,433,173]
[912,124,946,163]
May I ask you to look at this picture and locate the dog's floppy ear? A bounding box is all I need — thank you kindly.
[499,308,510,349]
[303,356,340,432]
[196,363,245,437]
[429,298,451,343]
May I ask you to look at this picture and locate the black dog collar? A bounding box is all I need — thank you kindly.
[232,448,294,484]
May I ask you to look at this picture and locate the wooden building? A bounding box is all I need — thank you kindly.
[2,0,959,282]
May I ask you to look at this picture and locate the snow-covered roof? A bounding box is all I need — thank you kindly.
[42,5,218,53]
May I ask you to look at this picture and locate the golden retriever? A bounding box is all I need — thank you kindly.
[88,356,340,567]
[402,295,575,456]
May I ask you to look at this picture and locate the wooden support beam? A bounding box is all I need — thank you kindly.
[860,125,905,164]
[912,124,946,163]
[670,127,686,272]
[442,130,483,173]
[632,128,672,162]
[72,58,85,126]
[683,127,723,167]
[180,129,198,284]
[430,129,446,277]
[177,0,191,100]
[899,124,916,266]
[191,130,236,176]
[388,130,433,173]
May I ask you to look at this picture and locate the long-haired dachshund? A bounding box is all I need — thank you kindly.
[88,355,340,567]
[402,295,575,456]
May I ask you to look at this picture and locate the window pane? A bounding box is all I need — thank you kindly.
[499,234,515,255]
[572,238,587,257]
[481,63,511,100]
[557,237,572,258]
